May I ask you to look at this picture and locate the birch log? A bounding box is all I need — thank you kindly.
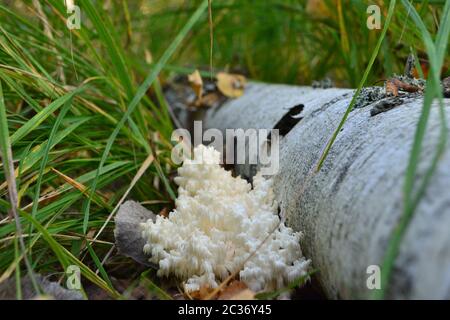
[204,83,450,299]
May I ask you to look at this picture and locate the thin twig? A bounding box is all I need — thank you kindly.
[90,153,155,246]
[166,100,183,129]
[204,221,281,300]
[208,0,213,80]
[96,245,115,275]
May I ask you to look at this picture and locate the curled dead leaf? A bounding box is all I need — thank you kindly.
[158,207,170,218]
[393,78,421,93]
[189,286,215,300]
[395,78,420,93]
[386,80,399,97]
[188,70,203,102]
[200,92,222,108]
[188,281,255,300]
[227,289,255,300]
[218,281,255,300]
[386,77,422,97]
[216,72,246,98]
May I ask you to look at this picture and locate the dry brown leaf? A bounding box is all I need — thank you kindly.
[386,78,421,97]
[386,80,399,96]
[392,78,421,93]
[158,207,170,218]
[189,286,215,300]
[188,69,203,101]
[412,59,430,79]
[189,281,255,300]
[200,92,221,107]
[228,289,255,300]
[216,72,246,98]
[218,280,255,300]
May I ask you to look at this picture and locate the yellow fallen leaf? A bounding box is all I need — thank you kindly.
[188,69,203,101]
[144,49,153,64]
[216,72,246,98]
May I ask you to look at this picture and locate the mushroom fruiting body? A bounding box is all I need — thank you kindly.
[141,145,310,292]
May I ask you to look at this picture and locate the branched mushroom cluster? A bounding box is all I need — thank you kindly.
[141,145,310,292]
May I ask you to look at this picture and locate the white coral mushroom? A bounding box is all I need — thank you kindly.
[141,145,310,292]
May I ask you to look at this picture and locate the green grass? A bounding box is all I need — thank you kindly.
[373,0,450,299]
[310,0,449,299]
[316,0,397,171]
[0,0,448,299]
[0,0,207,298]
[144,0,449,85]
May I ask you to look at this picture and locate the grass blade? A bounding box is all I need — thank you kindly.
[0,79,40,295]
[316,0,396,171]
[10,89,82,145]
[19,209,120,299]
[82,0,209,234]
[85,242,114,290]
[30,98,73,238]
[374,0,450,299]
[90,153,154,246]
[80,1,133,98]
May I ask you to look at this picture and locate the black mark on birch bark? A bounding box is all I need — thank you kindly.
[271,104,304,137]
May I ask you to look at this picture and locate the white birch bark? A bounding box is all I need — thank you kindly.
[204,82,450,299]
